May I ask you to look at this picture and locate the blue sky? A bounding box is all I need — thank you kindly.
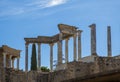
[0,0,120,70]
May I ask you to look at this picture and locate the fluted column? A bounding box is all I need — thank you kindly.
[49,43,54,72]
[9,55,12,68]
[73,33,77,61]
[65,38,69,63]
[38,43,41,70]
[78,30,83,61]
[25,43,29,72]
[57,33,63,65]
[89,24,97,56]
[3,53,6,68]
[107,26,112,57]
[12,58,15,68]
[17,57,20,69]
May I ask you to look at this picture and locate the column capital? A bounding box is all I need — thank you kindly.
[3,52,7,55]
[49,43,54,46]
[89,24,96,28]
[73,33,77,37]
[9,55,12,58]
[78,30,83,33]
[12,57,15,60]
[17,56,20,59]
[25,42,29,47]
[65,38,69,41]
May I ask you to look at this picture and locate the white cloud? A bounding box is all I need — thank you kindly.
[0,0,69,17]
[27,0,68,8]
[45,0,68,8]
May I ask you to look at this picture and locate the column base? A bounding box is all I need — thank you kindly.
[92,53,98,56]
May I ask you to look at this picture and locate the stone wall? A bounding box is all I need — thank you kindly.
[95,57,120,72]
[1,57,120,82]
[0,68,5,82]
[4,68,49,82]
[48,57,120,82]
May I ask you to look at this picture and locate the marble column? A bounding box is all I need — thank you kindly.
[50,43,54,72]
[57,33,63,65]
[107,26,112,57]
[3,53,6,68]
[25,43,29,72]
[89,24,97,56]
[17,57,20,69]
[9,55,12,68]
[38,43,41,69]
[65,38,69,63]
[73,33,77,61]
[78,30,83,61]
[12,58,15,68]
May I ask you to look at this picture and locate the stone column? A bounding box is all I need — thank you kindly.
[49,43,54,72]
[73,33,77,61]
[25,43,29,72]
[57,33,63,65]
[3,53,6,68]
[78,30,83,61]
[9,55,12,68]
[89,24,97,56]
[38,43,41,70]
[65,38,69,63]
[12,58,15,69]
[17,57,20,69]
[107,26,112,57]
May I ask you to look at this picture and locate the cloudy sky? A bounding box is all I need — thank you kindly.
[0,0,120,70]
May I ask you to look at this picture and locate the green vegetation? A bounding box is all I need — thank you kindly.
[38,66,50,72]
[31,43,37,71]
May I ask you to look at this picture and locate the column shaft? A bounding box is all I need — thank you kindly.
[3,53,6,68]
[25,43,29,71]
[12,58,15,68]
[50,43,54,71]
[107,26,112,57]
[89,24,97,56]
[65,38,69,63]
[9,55,12,68]
[78,30,83,61]
[57,33,63,65]
[73,34,77,61]
[38,43,41,69]
[17,57,20,69]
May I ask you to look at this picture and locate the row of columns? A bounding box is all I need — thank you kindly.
[89,24,112,57]
[57,30,83,66]
[25,24,112,72]
[3,53,20,69]
[25,30,83,72]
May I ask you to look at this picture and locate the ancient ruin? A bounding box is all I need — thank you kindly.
[0,23,120,82]
[24,24,82,72]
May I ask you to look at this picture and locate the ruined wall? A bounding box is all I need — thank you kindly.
[0,52,5,82]
[1,57,120,82]
[95,57,120,72]
[49,57,120,82]
[48,61,96,82]
[4,69,49,82]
